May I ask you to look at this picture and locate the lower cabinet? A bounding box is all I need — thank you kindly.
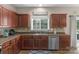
[1,34,71,54]
[33,38,40,49]
[22,39,33,49]
[40,36,48,49]
[2,36,21,54]
[21,35,48,50]
[59,35,70,50]
[2,45,10,54]
[21,35,33,49]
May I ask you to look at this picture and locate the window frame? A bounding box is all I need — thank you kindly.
[31,15,50,31]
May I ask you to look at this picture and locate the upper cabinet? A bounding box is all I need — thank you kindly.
[0,6,18,28]
[51,14,67,28]
[18,14,29,28]
[0,6,2,27]
[2,7,9,26]
[11,12,18,28]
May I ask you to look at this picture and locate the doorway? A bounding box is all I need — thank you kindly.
[76,16,79,47]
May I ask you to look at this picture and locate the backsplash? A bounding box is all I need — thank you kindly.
[15,28,29,32]
[15,27,65,33]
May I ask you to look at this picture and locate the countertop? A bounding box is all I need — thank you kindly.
[0,35,20,46]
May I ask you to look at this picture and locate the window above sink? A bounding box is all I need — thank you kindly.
[31,15,50,31]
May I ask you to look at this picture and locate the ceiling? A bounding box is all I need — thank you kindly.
[11,4,79,8]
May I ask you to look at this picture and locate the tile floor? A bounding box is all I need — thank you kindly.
[19,48,79,54]
[19,43,79,54]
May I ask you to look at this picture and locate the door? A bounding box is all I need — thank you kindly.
[76,16,79,47]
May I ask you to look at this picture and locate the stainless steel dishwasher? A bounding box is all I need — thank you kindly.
[48,35,59,50]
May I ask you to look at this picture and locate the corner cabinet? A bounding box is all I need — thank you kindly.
[51,14,66,28]
[2,36,21,54]
[18,14,29,28]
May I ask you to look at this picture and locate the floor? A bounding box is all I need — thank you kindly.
[19,43,79,54]
[19,48,79,54]
[19,42,79,54]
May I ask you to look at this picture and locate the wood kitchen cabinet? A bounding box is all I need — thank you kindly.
[40,35,48,49]
[21,35,33,49]
[11,12,18,28]
[59,35,70,50]
[10,36,21,54]
[0,6,19,28]
[2,36,21,54]
[8,11,18,28]
[0,6,2,27]
[21,35,48,50]
[2,40,12,54]
[2,7,9,26]
[51,14,66,28]
[59,14,66,27]
[18,14,29,28]
[51,14,59,28]
[33,36,41,49]
[15,36,21,51]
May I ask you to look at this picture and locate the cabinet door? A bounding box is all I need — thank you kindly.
[18,14,29,28]
[21,35,33,49]
[23,39,33,49]
[2,7,9,26]
[2,46,10,54]
[34,38,40,49]
[40,36,48,49]
[15,14,19,27]
[15,36,21,52]
[51,14,60,28]
[11,12,16,27]
[17,36,22,50]
[0,6,2,27]
[2,41,11,54]
[33,36,41,49]
[59,14,66,27]
[59,35,70,50]
[51,14,66,28]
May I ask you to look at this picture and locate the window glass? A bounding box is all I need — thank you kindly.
[31,16,49,31]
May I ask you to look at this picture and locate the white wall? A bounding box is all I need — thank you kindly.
[70,15,77,48]
[15,7,79,48]
[1,4,17,12]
